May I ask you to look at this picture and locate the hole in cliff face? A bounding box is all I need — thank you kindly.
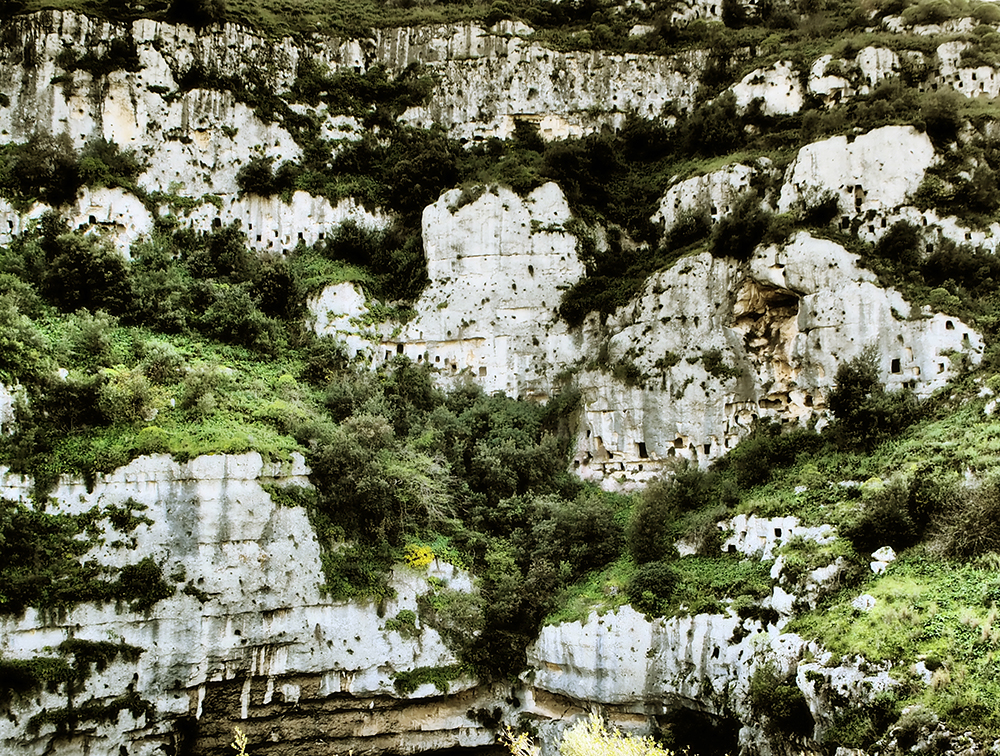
[656,708,740,756]
[732,280,801,381]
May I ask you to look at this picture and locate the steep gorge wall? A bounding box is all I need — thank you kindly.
[315,170,982,485]
[0,453,497,756]
[0,452,893,756]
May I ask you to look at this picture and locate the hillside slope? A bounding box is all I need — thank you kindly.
[2,2,1000,755]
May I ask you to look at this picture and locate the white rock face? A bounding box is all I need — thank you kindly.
[0,453,483,756]
[570,232,981,481]
[722,514,836,560]
[808,48,902,104]
[808,55,851,104]
[527,608,896,751]
[778,125,936,219]
[0,383,17,434]
[732,61,804,115]
[308,281,381,360]
[932,40,1000,99]
[388,23,703,140]
[652,163,758,231]
[369,183,586,399]
[71,187,154,254]
[309,174,981,482]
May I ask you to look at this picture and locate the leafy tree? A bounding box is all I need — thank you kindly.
[78,138,143,189]
[0,297,49,384]
[235,156,277,197]
[41,234,133,314]
[168,0,227,26]
[710,191,772,261]
[628,562,680,616]
[199,285,286,355]
[530,493,623,578]
[828,345,920,451]
[920,90,964,146]
[0,133,81,206]
[628,479,678,564]
[873,220,922,269]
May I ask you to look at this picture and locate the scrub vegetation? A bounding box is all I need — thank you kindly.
[3,0,1000,751]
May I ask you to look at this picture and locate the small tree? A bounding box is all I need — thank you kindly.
[828,345,919,451]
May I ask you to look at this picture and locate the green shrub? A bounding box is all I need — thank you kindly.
[920,91,964,146]
[663,208,712,250]
[169,0,228,27]
[178,363,229,413]
[235,156,278,197]
[841,479,919,553]
[718,423,824,488]
[873,220,922,269]
[319,541,395,601]
[42,234,133,315]
[135,426,169,454]
[63,310,120,368]
[98,366,153,426]
[138,340,186,384]
[78,138,143,189]
[186,223,260,283]
[324,372,380,421]
[933,478,1000,558]
[824,691,900,749]
[0,132,81,206]
[827,345,920,452]
[628,480,679,564]
[702,348,742,380]
[628,562,680,616]
[530,493,624,578]
[710,192,773,261]
[109,557,174,611]
[0,296,49,384]
[200,285,287,356]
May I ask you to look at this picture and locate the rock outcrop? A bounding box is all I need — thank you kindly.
[0,453,494,756]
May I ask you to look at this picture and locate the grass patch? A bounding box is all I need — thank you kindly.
[544,557,634,626]
[789,551,1000,737]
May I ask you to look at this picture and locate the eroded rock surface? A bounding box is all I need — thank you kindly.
[0,454,485,756]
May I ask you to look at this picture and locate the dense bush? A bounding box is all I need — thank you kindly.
[301,335,351,385]
[841,480,921,553]
[628,562,681,616]
[77,139,143,190]
[827,346,920,452]
[168,0,227,26]
[0,297,49,384]
[42,234,133,315]
[717,422,824,489]
[98,367,153,426]
[529,493,623,578]
[920,90,964,146]
[933,478,1000,558]
[873,221,922,269]
[200,285,287,356]
[628,479,678,564]
[0,133,81,206]
[748,663,813,736]
[710,192,777,261]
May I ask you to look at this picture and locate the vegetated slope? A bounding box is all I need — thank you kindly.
[3,0,1000,752]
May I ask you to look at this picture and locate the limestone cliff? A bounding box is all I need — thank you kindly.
[2,8,999,756]
[0,453,498,756]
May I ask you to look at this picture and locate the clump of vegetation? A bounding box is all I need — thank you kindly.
[827,345,919,452]
[0,135,143,209]
[748,663,813,737]
[0,497,169,614]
